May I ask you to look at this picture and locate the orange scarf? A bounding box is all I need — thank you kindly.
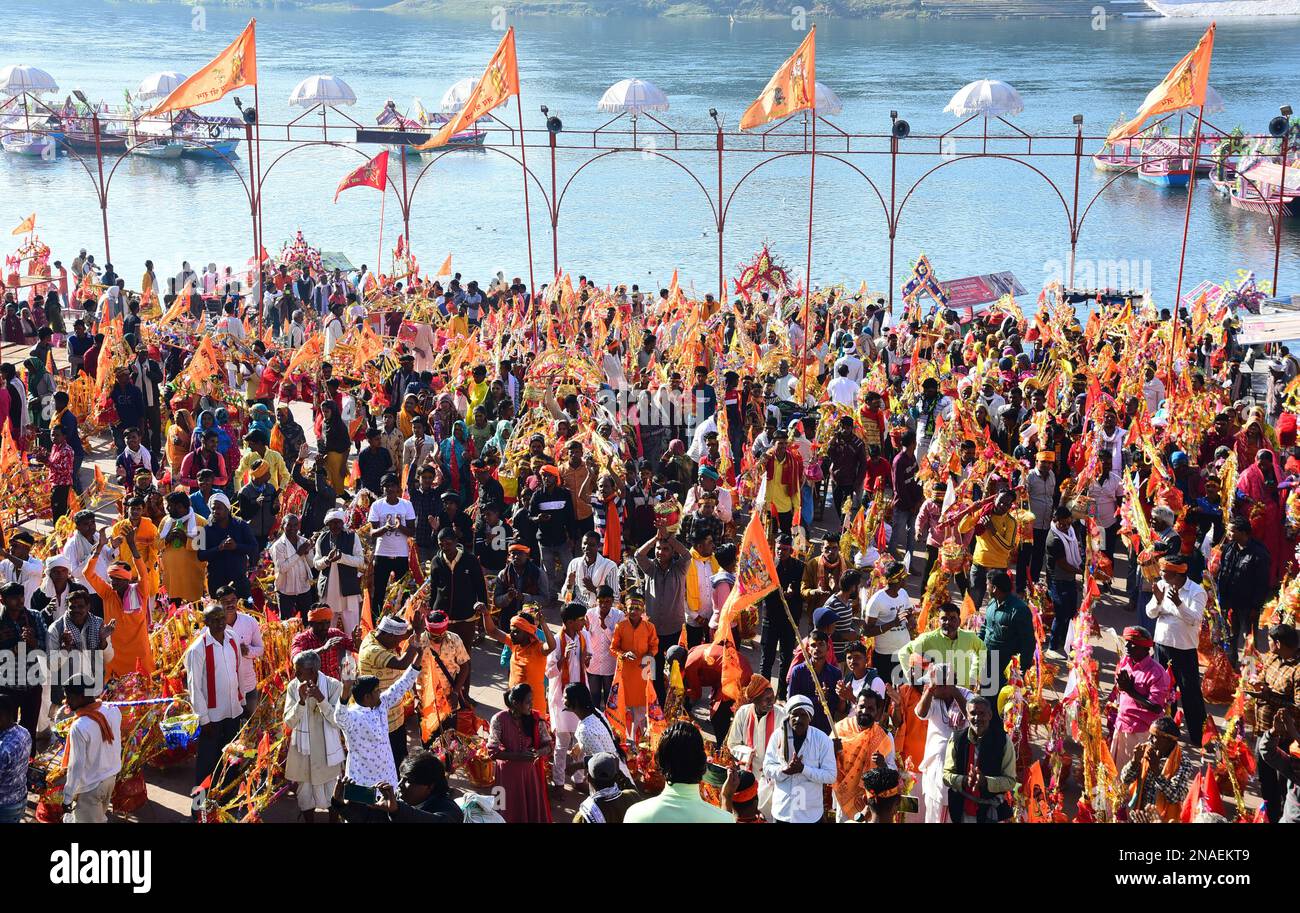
[60,701,116,770]
[832,720,889,820]
[601,496,622,562]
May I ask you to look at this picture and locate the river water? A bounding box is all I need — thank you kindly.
[3,0,1298,304]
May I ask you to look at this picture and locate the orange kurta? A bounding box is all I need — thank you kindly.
[113,517,159,594]
[893,684,928,773]
[610,618,659,709]
[509,640,550,720]
[84,551,155,679]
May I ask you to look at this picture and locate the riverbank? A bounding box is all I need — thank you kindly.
[119,0,1145,21]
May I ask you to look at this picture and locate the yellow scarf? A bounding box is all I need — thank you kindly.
[685,548,720,614]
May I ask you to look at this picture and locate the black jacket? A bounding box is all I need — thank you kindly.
[429,547,487,621]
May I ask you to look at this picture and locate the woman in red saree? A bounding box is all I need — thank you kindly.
[1235,448,1287,586]
[487,683,553,824]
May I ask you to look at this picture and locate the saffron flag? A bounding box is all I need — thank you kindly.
[739,27,816,131]
[11,213,35,236]
[333,150,389,203]
[415,28,519,151]
[711,510,781,642]
[145,20,257,118]
[1108,23,1215,141]
[436,253,452,278]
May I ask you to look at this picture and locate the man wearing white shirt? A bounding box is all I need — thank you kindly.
[322,302,347,357]
[773,361,799,404]
[683,469,733,524]
[725,674,786,819]
[185,604,245,795]
[0,530,45,607]
[562,532,620,610]
[1142,363,1166,417]
[218,587,265,721]
[914,664,971,822]
[763,694,838,823]
[283,650,345,822]
[583,586,623,710]
[57,680,122,823]
[270,514,318,623]
[1146,556,1206,745]
[215,301,246,341]
[60,513,106,605]
[833,348,864,384]
[826,363,861,408]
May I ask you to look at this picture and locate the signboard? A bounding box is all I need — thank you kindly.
[939,271,1026,309]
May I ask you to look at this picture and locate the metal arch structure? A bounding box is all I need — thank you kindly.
[401,143,555,280]
[3,101,1294,312]
[552,147,719,283]
[889,151,1076,307]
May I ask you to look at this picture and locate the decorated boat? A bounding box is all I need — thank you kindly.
[0,126,55,157]
[1228,160,1300,218]
[1092,131,1145,172]
[375,99,486,153]
[1137,137,1192,187]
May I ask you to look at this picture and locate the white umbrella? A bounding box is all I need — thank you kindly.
[814,81,843,117]
[135,71,188,102]
[943,79,1024,118]
[440,78,478,115]
[0,64,58,96]
[288,74,357,108]
[597,78,670,116]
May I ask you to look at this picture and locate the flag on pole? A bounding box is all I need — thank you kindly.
[436,254,452,278]
[739,26,816,131]
[333,150,389,203]
[415,28,519,151]
[11,213,35,236]
[1107,23,1215,141]
[145,20,258,118]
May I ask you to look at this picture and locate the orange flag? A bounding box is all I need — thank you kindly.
[11,213,35,236]
[333,150,389,203]
[158,280,193,327]
[959,590,977,624]
[0,422,20,477]
[284,332,323,376]
[739,26,816,131]
[711,510,781,643]
[415,28,519,151]
[436,254,452,278]
[1108,23,1215,141]
[1024,761,1051,822]
[145,20,257,118]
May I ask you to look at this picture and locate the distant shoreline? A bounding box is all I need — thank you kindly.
[103,0,1154,22]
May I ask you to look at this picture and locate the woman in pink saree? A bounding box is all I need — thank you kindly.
[1235,448,1287,586]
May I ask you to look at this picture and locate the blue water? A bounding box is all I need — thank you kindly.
[2,0,1298,304]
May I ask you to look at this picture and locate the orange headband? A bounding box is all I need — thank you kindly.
[510,615,538,636]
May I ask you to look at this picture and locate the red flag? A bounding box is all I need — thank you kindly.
[1200,764,1225,817]
[334,150,390,203]
[1180,769,1202,823]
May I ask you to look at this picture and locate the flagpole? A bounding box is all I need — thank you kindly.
[377,181,386,285]
[798,101,816,405]
[1173,104,1205,312]
[253,81,265,339]
[515,93,537,309]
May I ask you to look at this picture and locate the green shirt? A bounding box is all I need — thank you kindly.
[623,781,734,824]
[896,629,986,689]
